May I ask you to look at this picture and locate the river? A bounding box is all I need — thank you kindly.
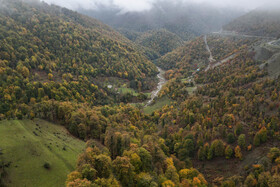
[145,67,166,107]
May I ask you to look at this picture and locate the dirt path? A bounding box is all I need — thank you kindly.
[267,39,280,48]
[204,34,241,72]
[204,35,216,64]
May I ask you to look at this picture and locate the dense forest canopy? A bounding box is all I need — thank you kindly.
[0,0,158,117]
[1,0,280,187]
[135,29,184,57]
[63,35,280,186]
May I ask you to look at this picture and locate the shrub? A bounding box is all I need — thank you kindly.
[43,162,51,170]
[268,147,280,162]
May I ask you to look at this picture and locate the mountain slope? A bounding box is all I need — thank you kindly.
[224,8,280,37]
[135,29,184,56]
[156,36,209,72]
[0,0,158,117]
[0,0,157,80]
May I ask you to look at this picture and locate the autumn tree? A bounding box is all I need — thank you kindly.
[235,146,242,160]
[165,158,180,185]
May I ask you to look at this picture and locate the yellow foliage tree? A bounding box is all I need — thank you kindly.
[235,145,243,160]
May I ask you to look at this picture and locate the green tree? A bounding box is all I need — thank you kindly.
[211,140,225,157]
[112,156,135,186]
[138,148,152,172]
[130,153,142,173]
[227,133,235,144]
[94,154,112,178]
[238,134,246,149]
[165,165,179,185]
[136,172,154,187]
[80,164,96,181]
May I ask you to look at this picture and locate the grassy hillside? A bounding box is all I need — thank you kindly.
[0,119,85,187]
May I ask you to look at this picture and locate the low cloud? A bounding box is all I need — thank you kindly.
[41,0,280,12]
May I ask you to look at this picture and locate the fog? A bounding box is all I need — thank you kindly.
[41,0,280,12]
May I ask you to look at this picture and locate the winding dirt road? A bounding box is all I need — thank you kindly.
[204,35,216,64]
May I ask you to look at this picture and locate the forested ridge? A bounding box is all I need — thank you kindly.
[224,8,280,37]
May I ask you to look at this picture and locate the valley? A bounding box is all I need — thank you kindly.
[1,0,280,186]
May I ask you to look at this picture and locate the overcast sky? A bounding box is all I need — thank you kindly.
[41,0,278,12]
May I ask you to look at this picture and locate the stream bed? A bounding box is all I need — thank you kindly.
[145,67,166,107]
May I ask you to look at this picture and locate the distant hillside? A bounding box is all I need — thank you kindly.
[80,1,244,41]
[136,29,184,56]
[224,8,280,37]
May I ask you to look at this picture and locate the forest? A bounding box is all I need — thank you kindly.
[224,8,280,38]
[135,29,184,57]
[1,0,280,186]
[0,0,159,119]
[63,37,280,186]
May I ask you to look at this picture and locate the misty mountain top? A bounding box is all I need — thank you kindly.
[78,1,244,41]
[40,0,280,13]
